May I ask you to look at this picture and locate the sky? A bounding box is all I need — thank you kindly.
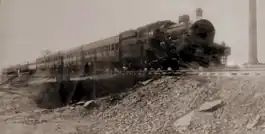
[0,0,265,69]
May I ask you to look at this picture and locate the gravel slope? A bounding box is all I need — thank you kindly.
[1,76,265,134]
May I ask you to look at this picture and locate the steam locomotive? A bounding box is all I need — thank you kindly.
[1,14,230,76]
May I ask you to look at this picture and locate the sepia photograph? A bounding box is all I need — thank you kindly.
[1,0,265,133]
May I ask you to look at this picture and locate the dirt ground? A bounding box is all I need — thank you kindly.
[1,76,265,134]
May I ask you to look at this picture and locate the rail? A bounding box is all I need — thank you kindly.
[1,68,265,85]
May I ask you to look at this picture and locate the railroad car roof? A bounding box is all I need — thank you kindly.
[63,46,82,55]
[82,35,119,51]
[46,51,62,57]
[36,50,64,60]
[120,29,137,34]
[137,20,175,30]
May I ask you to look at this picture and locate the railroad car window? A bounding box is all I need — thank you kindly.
[106,45,109,51]
[103,46,105,53]
[111,44,115,51]
[114,44,116,50]
[73,56,76,61]
[113,44,116,50]
[139,31,146,37]
[115,43,119,50]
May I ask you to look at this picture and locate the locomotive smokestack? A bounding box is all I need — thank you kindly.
[248,0,259,64]
[196,8,203,20]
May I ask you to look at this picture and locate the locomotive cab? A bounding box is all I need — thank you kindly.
[119,30,139,58]
[119,30,143,69]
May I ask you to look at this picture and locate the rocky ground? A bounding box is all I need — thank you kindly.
[1,75,265,134]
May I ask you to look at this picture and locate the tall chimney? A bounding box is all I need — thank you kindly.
[196,8,203,20]
[248,0,259,64]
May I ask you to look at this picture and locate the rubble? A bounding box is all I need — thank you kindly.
[198,100,224,112]
[138,79,154,86]
[75,101,85,106]
[83,100,95,108]
[1,76,265,133]
[173,111,195,132]
[247,115,261,129]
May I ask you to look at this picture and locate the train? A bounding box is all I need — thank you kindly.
[1,14,231,77]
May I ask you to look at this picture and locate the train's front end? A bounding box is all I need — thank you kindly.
[186,18,230,67]
[165,15,216,46]
[153,14,229,69]
[189,18,215,46]
[189,18,231,66]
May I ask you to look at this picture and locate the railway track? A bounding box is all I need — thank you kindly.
[27,69,265,84]
[2,68,265,85]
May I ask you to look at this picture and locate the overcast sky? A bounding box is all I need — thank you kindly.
[1,0,265,69]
